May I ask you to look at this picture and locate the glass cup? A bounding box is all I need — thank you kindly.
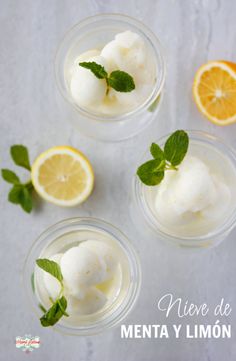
[55,14,166,142]
[132,130,236,249]
[23,217,141,335]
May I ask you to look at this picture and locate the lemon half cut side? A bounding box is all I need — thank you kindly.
[31,146,94,206]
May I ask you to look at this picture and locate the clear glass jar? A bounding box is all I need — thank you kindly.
[55,14,165,142]
[132,131,236,249]
[23,217,141,335]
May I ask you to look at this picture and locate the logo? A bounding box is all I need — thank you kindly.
[15,335,40,353]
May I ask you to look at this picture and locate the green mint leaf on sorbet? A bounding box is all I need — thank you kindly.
[164,130,189,166]
[137,130,189,186]
[79,62,135,93]
[1,169,20,184]
[40,296,68,327]
[36,259,69,327]
[79,61,108,79]
[10,145,31,171]
[150,143,165,161]
[58,298,69,317]
[108,70,135,92]
[137,159,165,186]
[36,259,63,283]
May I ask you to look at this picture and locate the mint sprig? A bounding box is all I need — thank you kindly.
[36,258,69,327]
[1,145,34,213]
[137,130,189,186]
[79,61,135,93]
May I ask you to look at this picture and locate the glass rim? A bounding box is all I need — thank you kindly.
[54,13,166,122]
[133,129,236,244]
[22,217,141,336]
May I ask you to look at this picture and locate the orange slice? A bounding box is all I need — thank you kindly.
[193,61,236,125]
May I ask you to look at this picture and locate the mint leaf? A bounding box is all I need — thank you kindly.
[10,145,31,171]
[8,185,23,204]
[1,169,20,184]
[58,298,69,317]
[36,259,63,283]
[19,187,33,213]
[108,70,135,92]
[79,61,108,79]
[40,296,67,327]
[137,159,165,186]
[150,143,165,161]
[164,130,189,166]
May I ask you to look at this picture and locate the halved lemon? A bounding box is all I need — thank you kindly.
[193,61,236,125]
[31,146,94,206]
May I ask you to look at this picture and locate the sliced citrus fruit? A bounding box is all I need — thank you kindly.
[193,61,236,125]
[31,146,94,206]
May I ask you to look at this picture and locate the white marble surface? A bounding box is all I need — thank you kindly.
[1,0,236,360]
